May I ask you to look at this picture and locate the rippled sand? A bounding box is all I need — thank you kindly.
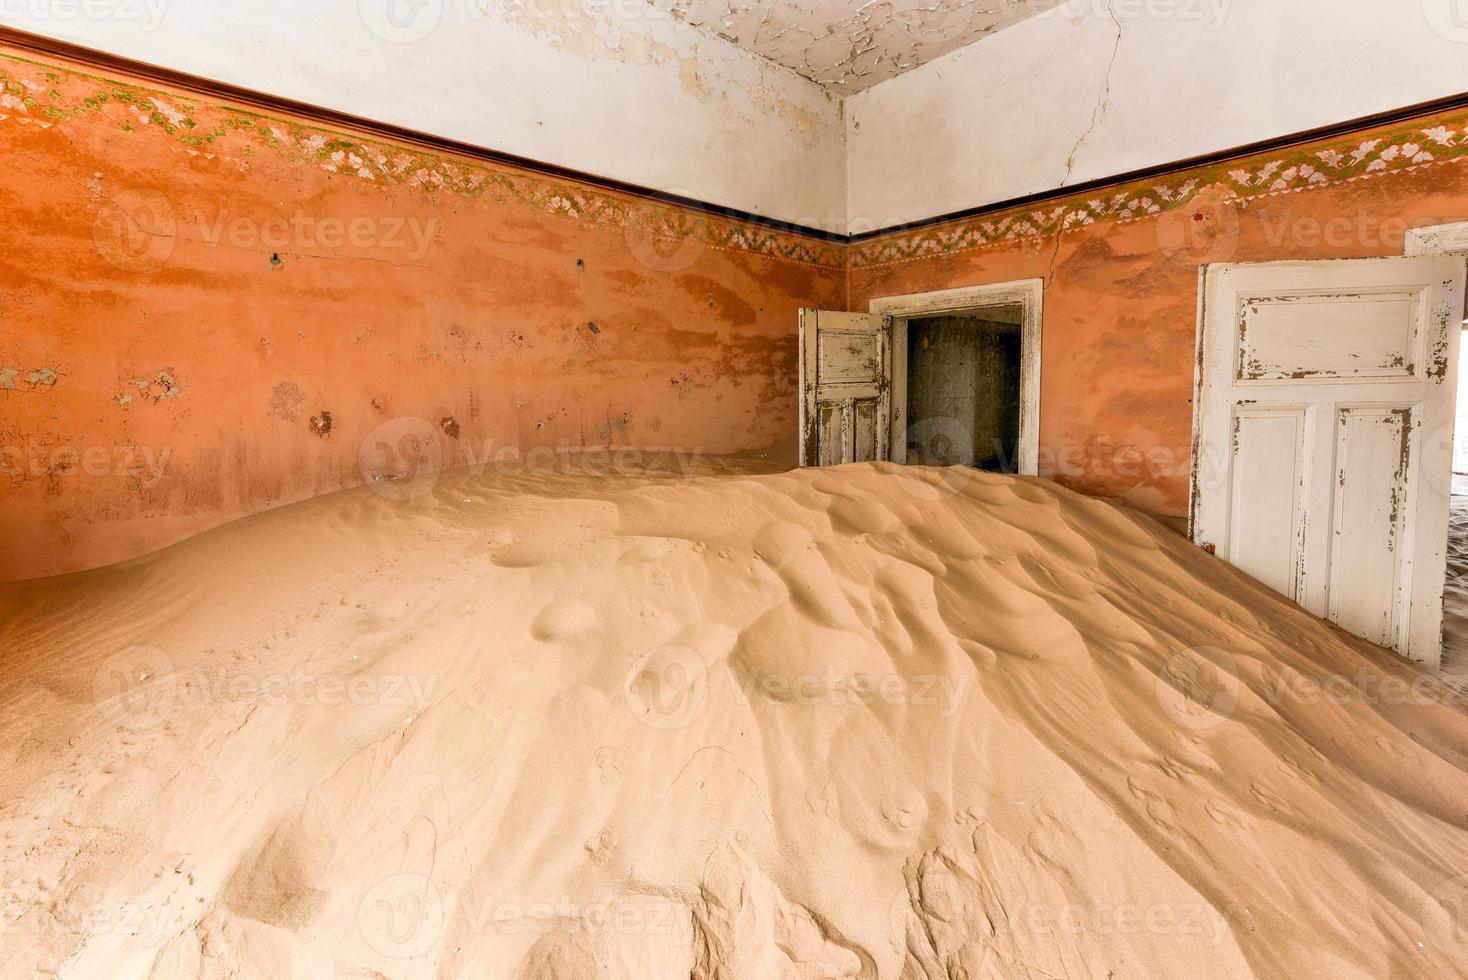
[3,461,1467,978]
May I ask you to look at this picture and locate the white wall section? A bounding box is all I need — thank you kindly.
[846,0,1468,229]
[0,0,848,231]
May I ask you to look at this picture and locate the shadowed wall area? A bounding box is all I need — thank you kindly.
[0,47,843,581]
[906,315,1021,471]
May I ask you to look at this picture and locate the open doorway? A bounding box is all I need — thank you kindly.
[905,309,1023,471]
[870,279,1043,475]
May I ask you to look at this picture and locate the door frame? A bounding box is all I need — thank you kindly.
[1405,221,1468,257]
[869,279,1044,475]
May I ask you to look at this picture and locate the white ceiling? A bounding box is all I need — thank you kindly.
[648,0,1065,92]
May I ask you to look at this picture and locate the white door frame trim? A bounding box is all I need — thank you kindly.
[1405,221,1468,256]
[869,279,1044,475]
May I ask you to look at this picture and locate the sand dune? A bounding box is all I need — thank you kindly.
[3,460,1468,978]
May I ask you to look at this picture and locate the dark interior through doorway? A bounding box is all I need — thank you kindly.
[905,307,1023,472]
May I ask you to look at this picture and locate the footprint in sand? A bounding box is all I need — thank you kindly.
[1204,797,1249,832]
[531,601,600,642]
[1126,775,1179,830]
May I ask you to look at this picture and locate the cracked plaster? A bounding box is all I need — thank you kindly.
[647,0,1066,91]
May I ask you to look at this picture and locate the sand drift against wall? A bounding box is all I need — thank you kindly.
[2,462,1468,977]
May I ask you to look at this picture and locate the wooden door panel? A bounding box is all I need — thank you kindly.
[1327,405,1412,646]
[1194,256,1466,665]
[1238,290,1421,381]
[1227,406,1310,600]
[853,398,879,463]
[799,309,892,467]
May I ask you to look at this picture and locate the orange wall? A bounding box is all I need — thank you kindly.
[849,113,1468,517]
[0,48,844,581]
[7,44,1468,582]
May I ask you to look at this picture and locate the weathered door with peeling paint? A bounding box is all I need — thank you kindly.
[799,309,892,467]
[1193,256,1467,665]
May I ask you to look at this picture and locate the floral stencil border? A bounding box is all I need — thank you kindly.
[849,114,1468,269]
[0,49,848,271]
[5,46,1468,277]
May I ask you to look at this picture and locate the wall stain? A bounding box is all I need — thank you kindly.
[270,381,306,422]
[675,273,758,326]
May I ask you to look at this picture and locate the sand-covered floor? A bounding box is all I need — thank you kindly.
[4,460,1468,978]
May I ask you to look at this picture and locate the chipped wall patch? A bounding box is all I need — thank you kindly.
[1,366,59,391]
[128,370,180,403]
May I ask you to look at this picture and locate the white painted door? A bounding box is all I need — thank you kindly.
[1194,256,1466,666]
[799,309,892,466]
